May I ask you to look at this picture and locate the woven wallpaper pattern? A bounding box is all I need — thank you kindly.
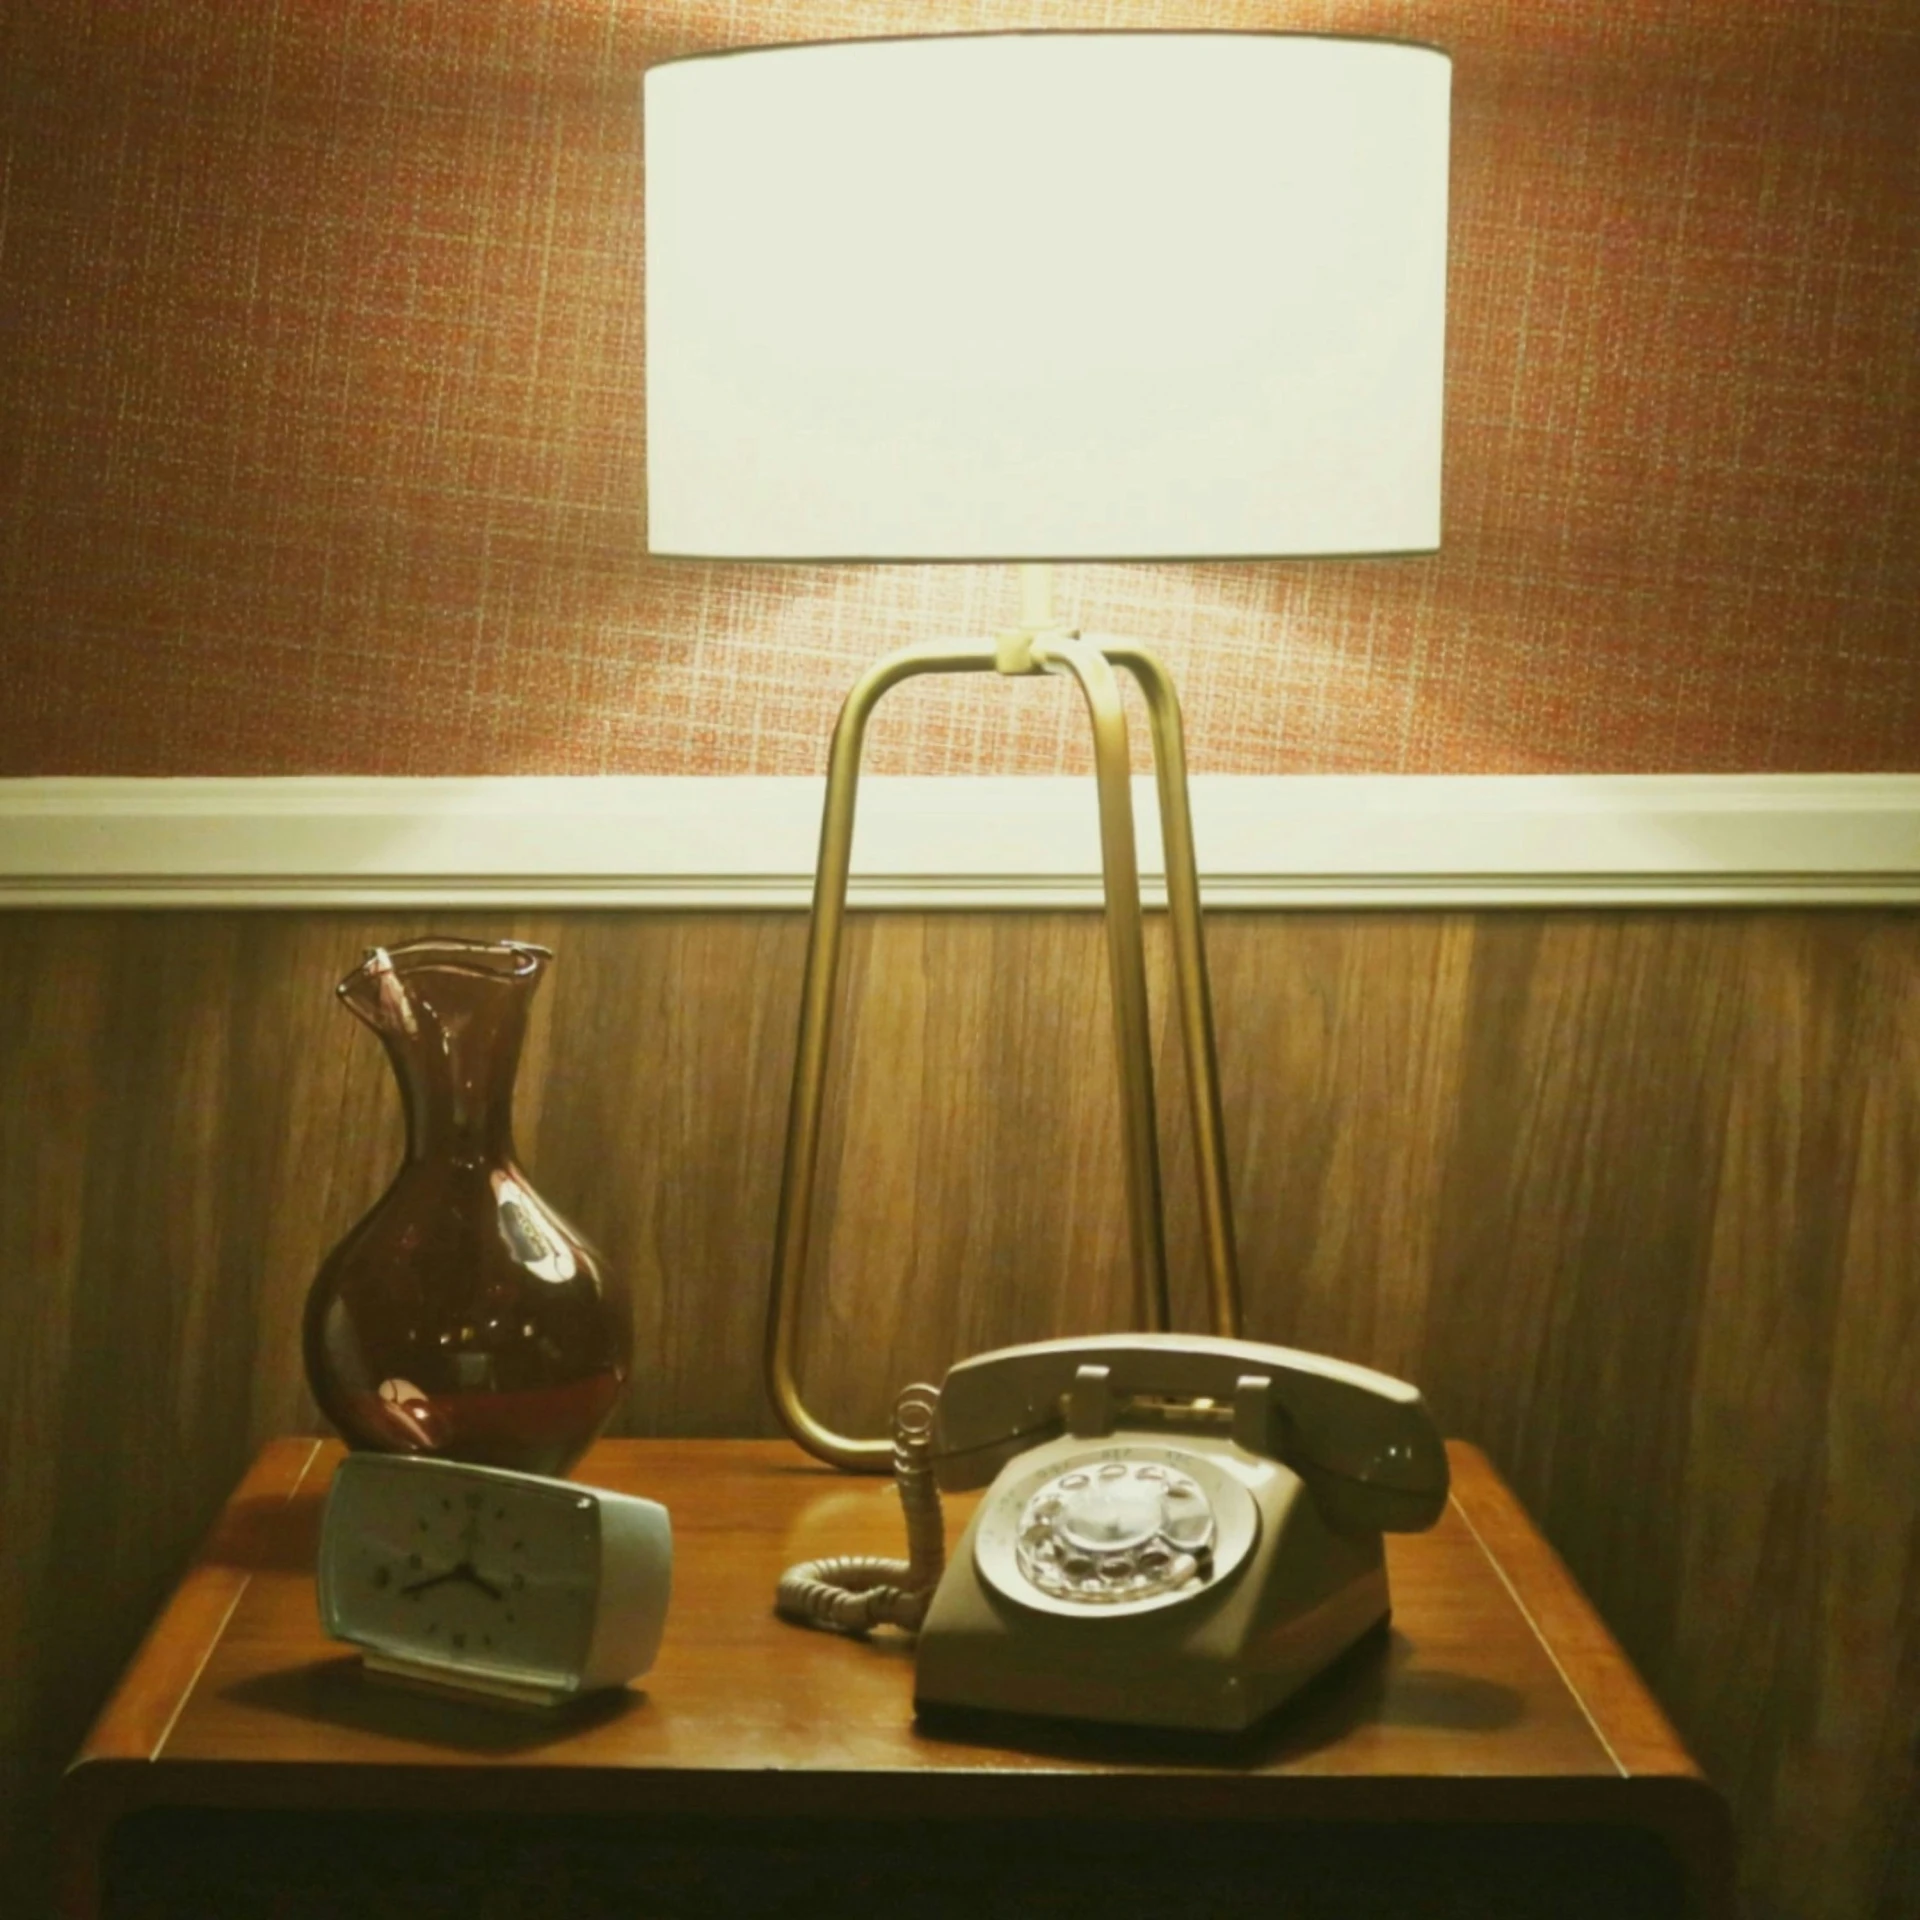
[1,1,1915,776]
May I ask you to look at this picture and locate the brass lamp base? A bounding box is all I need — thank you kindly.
[767,583,1242,1471]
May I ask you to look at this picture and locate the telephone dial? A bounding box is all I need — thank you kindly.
[777,1332,1449,1733]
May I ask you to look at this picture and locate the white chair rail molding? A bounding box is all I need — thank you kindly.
[2,773,1917,910]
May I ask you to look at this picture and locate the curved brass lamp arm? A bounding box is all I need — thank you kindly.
[1030,635,1172,1337]
[1101,640,1243,1337]
[766,639,1000,1472]
[765,632,1183,1472]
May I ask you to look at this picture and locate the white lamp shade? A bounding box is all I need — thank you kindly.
[644,33,1450,561]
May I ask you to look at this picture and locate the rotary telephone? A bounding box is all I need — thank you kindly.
[778,1332,1450,1733]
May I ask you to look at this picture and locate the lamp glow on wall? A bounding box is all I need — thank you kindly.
[644,32,1451,1470]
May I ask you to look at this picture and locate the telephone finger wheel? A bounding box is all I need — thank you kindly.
[1015,1460,1215,1605]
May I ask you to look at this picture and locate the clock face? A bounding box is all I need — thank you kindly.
[324,1460,601,1689]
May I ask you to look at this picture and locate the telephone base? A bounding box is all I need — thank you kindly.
[914,1437,1392,1734]
[913,1610,1395,1744]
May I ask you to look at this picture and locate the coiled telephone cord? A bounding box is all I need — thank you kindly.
[774,1383,945,1634]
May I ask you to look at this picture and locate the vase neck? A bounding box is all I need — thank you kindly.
[340,942,545,1166]
[383,1024,523,1163]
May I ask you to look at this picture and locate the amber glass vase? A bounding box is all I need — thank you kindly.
[303,937,630,1477]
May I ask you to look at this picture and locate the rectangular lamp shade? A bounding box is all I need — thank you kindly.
[644,33,1450,562]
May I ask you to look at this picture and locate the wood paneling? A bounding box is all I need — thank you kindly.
[2,909,1916,1918]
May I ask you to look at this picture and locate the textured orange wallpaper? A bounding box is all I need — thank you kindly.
[1,1,1915,777]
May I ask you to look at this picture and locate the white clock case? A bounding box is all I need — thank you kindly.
[580,1475,674,1691]
[318,1452,672,1703]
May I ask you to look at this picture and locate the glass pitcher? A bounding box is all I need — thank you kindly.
[303,937,631,1476]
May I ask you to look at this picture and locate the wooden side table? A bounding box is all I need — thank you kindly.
[59,1439,1735,1918]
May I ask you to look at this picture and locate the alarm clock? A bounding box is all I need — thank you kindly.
[317,1452,671,1707]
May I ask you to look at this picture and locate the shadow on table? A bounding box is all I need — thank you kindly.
[913,1626,1525,1769]
[221,1656,643,1754]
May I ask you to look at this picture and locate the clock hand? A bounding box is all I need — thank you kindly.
[399,1561,505,1602]
[453,1505,504,1599]
[399,1565,463,1598]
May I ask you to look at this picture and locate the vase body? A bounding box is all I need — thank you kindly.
[303,937,630,1477]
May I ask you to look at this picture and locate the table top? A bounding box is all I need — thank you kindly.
[61,1439,1732,1901]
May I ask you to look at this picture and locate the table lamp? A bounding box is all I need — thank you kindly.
[644,32,1450,1469]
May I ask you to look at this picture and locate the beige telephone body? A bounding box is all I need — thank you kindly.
[914,1333,1450,1733]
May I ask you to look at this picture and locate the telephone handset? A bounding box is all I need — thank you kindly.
[933,1333,1449,1526]
[777,1332,1451,1733]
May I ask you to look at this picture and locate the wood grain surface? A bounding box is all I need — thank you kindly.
[3,908,1916,1918]
[59,1437,1732,1920]
[86,1439,1618,1786]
